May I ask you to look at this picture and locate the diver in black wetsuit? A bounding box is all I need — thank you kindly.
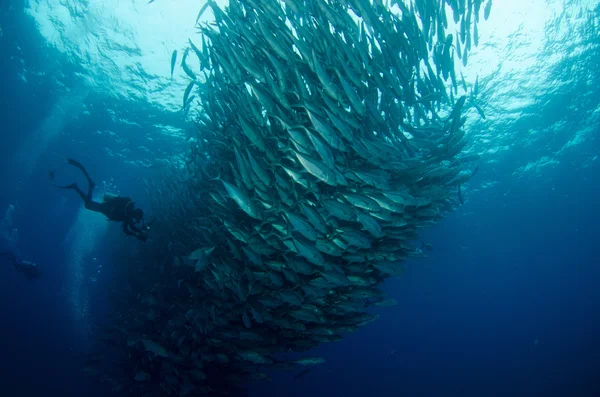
[50,159,149,242]
[1,251,40,279]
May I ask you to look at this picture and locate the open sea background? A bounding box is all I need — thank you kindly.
[0,0,599,396]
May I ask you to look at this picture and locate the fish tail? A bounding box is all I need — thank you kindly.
[202,165,220,181]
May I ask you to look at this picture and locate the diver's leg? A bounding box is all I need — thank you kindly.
[84,200,105,213]
[54,182,89,203]
[50,170,94,207]
[66,159,96,200]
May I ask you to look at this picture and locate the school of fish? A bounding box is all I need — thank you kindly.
[91,0,487,396]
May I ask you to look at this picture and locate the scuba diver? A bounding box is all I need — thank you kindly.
[50,159,149,242]
[1,251,40,280]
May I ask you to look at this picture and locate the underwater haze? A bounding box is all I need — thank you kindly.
[1,0,599,396]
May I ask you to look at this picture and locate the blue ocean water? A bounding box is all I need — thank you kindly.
[1,1,599,397]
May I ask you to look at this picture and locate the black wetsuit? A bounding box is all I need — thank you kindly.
[1,251,40,279]
[51,159,148,242]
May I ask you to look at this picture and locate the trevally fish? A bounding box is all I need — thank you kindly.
[170,50,177,80]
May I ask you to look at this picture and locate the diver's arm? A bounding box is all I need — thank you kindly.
[122,222,135,236]
[135,231,148,242]
[123,221,147,242]
[129,222,142,233]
